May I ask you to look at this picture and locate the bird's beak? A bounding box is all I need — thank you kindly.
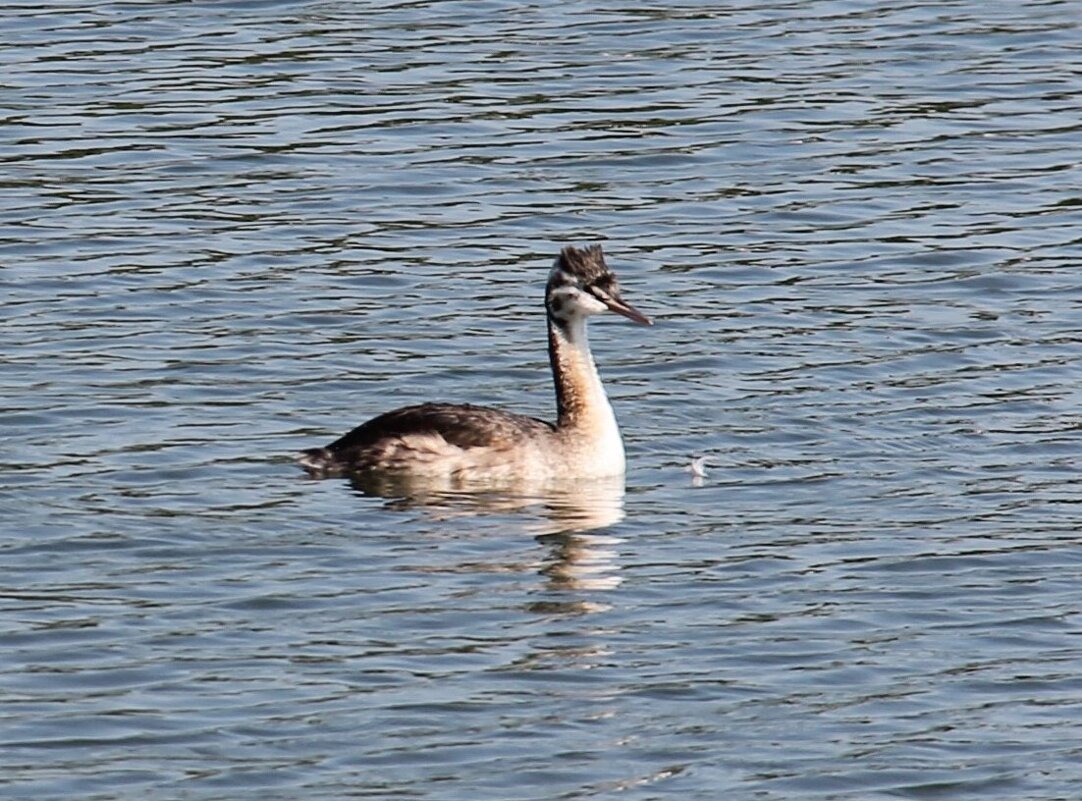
[602,293,652,326]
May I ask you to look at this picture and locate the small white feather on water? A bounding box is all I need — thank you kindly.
[686,456,708,486]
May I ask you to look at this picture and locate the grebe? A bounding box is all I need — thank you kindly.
[298,244,651,481]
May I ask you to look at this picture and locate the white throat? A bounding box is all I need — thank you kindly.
[549,313,626,476]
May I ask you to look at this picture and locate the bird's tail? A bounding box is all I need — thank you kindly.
[296,447,338,475]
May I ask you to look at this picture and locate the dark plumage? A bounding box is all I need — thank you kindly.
[299,402,553,474]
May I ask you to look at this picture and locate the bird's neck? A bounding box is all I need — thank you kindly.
[547,315,621,445]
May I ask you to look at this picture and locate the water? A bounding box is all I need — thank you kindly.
[2,1,1081,799]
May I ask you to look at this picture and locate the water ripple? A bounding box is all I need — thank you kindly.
[2,1,1082,800]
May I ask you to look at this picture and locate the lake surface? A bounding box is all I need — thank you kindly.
[2,1,1081,799]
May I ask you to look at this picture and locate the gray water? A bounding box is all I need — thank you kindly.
[3,1,1081,799]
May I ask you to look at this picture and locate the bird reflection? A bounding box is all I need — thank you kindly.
[346,471,627,597]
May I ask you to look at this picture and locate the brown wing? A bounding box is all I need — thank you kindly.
[325,402,553,458]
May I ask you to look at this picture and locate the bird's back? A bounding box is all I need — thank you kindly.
[298,402,555,477]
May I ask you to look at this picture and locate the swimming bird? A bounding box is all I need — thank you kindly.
[298,244,651,482]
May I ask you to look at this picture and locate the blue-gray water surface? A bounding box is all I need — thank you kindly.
[2,2,1081,799]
